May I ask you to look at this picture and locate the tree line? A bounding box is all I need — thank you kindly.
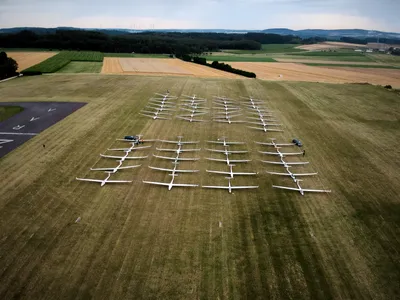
[0,52,18,80]
[179,54,256,78]
[0,30,304,55]
[340,36,400,45]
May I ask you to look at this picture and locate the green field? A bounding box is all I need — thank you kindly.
[104,53,170,58]
[23,51,104,73]
[303,63,400,69]
[0,75,399,299]
[202,55,276,62]
[0,105,23,121]
[291,51,366,57]
[223,44,306,54]
[56,61,103,73]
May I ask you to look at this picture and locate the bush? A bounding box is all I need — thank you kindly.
[22,70,42,76]
[384,85,392,89]
[208,60,256,78]
[192,57,207,65]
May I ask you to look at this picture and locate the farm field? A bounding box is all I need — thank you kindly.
[228,62,400,87]
[0,74,399,299]
[302,63,400,69]
[104,53,170,58]
[102,57,241,78]
[222,44,306,54]
[23,51,104,73]
[296,41,368,51]
[56,62,103,73]
[274,58,387,65]
[201,55,277,62]
[7,52,58,71]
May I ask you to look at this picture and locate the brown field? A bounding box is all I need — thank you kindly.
[101,57,240,78]
[229,62,400,87]
[8,52,58,71]
[296,41,367,51]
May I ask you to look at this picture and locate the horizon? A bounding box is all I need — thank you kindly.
[1,26,400,35]
[1,0,399,32]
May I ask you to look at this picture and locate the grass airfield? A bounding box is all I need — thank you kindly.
[0,74,399,299]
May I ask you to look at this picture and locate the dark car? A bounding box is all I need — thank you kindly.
[292,139,302,147]
[124,135,138,141]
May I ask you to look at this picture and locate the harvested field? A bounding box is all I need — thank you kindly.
[0,74,399,299]
[229,62,400,87]
[101,57,123,73]
[102,57,240,78]
[8,52,58,71]
[296,41,367,51]
[119,58,190,74]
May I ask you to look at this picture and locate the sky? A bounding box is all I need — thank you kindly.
[0,0,399,32]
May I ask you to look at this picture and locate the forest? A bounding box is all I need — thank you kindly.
[0,29,302,55]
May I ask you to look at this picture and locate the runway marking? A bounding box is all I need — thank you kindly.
[0,139,14,148]
[13,125,25,130]
[48,108,56,112]
[0,132,38,136]
[30,117,40,121]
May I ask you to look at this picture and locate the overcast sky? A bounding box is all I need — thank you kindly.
[0,0,399,32]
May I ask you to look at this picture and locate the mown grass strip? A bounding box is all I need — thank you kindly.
[56,61,103,73]
[0,106,24,122]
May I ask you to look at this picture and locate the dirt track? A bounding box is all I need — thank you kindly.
[229,62,400,87]
[8,52,58,71]
[102,57,240,78]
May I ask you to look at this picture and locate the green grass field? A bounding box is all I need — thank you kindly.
[104,53,170,58]
[0,75,399,299]
[23,51,104,73]
[0,105,23,121]
[303,63,400,69]
[56,61,103,73]
[223,44,306,54]
[277,54,375,62]
[202,55,276,62]
[291,51,366,57]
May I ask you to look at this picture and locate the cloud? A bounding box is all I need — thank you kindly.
[67,16,202,29]
[278,13,384,30]
[0,0,399,31]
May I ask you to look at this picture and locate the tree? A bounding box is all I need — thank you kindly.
[0,52,18,80]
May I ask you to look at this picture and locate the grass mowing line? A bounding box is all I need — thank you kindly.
[56,61,103,73]
[0,106,24,122]
[303,63,400,69]
[201,56,276,62]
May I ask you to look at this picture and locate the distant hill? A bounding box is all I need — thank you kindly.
[1,27,400,40]
[261,28,400,40]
